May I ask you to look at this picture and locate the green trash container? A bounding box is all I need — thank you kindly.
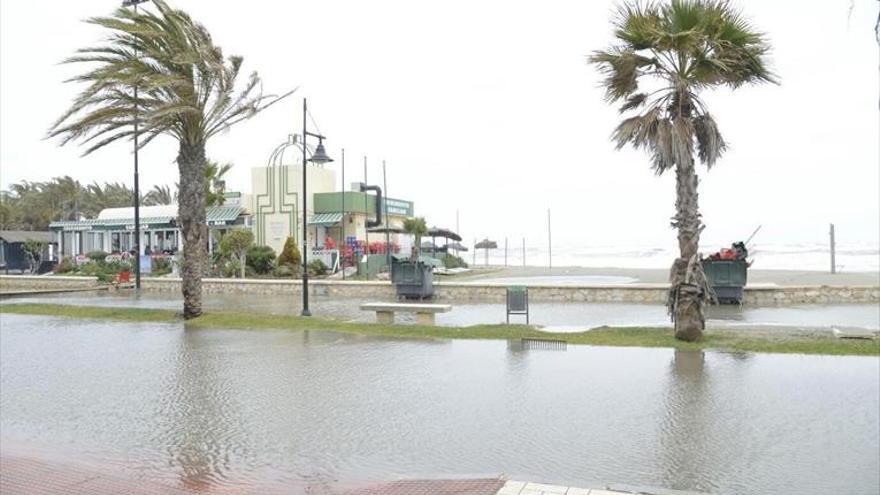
[702,259,747,304]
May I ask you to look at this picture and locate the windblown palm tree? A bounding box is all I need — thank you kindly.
[48,0,291,318]
[591,0,774,341]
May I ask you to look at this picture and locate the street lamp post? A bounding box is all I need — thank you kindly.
[300,98,333,316]
[122,0,148,290]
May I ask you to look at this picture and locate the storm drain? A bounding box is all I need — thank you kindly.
[520,338,567,350]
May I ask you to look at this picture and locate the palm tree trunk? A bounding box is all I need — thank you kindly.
[670,155,706,342]
[177,142,207,319]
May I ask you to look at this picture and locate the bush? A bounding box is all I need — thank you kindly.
[442,254,468,269]
[277,237,301,267]
[152,256,172,275]
[246,245,276,274]
[86,251,110,263]
[272,262,301,278]
[307,258,328,277]
[55,256,76,274]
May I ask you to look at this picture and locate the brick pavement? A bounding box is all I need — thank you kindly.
[0,454,506,495]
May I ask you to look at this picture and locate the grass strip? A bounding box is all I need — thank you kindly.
[2,303,878,356]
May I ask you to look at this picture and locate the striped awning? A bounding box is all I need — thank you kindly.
[49,205,244,230]
[308,212,343,226]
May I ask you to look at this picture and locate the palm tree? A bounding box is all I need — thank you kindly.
[204,160,232,207]
[403,217,428,260]
[143,184,175,206]
[48,0,291,318]
[590,0,774,341]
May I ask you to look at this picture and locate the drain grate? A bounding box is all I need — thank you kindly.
[520,338,567,350]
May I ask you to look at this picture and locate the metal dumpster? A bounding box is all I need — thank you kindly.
[391,257,434,299]
[702,259,748,304]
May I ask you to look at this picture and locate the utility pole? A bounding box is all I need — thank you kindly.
[522,238,526,268]
[504,237,508,267]
[123,0,149,289]
[548,208,552,270]
[829,223,836,274]
[383,160,390,269]
[363,157,369,249]
[341,148,345,280]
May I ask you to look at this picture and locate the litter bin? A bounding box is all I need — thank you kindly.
[703,259,747,304]
[391,257,434,299]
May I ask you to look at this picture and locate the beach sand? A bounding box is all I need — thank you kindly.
[451,265,880,286]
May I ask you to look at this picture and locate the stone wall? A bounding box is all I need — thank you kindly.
[3,274,878,305]
[0,275,100,291]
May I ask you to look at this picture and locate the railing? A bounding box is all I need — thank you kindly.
[310,248,339,272]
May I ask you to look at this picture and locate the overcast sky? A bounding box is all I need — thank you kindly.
[1,0,878,249]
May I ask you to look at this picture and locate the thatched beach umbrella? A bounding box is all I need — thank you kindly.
[474,238,498,266]
[427,226,462,257]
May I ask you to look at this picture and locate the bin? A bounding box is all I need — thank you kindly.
[391,258,434,299]
[702,259,747,303]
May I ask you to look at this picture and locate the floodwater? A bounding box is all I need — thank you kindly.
[1,313,878,494]
[6,291,879,333]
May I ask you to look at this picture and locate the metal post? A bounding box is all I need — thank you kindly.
[363,157,369,250]
[455,209,459,256]
[341,148,345,280]
[830,223,836,274]
[126,0,146,289]
[301,98,310,316]
[522,238,526,268]
[504,237,508,267]
[383,160,390,268]
[547,208,552,270]
[473,238,476,266]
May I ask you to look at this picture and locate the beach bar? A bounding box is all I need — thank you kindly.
[48,204,250,257]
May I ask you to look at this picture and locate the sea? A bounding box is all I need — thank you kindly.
[462,241,880,272]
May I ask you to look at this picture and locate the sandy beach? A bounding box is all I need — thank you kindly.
[451,265,880,286]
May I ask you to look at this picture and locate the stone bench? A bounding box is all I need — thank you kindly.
[360,302,452,325]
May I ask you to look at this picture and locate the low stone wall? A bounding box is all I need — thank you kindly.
[3,274,878,305]
[0,275,100,291]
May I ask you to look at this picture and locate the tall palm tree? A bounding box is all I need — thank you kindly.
[48,0,291,318]
[591,0,774,341]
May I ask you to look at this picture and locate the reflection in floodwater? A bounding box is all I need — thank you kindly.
[659,350,712,492]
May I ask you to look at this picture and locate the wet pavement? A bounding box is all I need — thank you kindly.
[4,290,878,333]
[1,313,878,495]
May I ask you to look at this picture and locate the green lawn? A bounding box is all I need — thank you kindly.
[2,303,878,356]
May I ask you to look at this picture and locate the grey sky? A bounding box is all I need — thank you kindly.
[1,0,878,248]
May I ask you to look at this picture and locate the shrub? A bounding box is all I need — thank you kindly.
[152,256,172,275]
[86,251,110,263]
[442,254,468,269]
[55,256,76,274]
[307,258,328,277]
[220,229,254,278]
[272,262,301,278]
[246,245,276,274]
[277,237,301,267]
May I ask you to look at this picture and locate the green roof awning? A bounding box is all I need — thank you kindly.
[49,205,244,230]
[308,212,343,226]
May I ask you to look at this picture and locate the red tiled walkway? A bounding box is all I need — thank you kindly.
[1,453,505,495]
[0,456,192,495]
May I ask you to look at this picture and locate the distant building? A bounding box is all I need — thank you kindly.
[311,188,414,249]
[249,161,415,254]
[249,161,336,254]
[49,204,248,256]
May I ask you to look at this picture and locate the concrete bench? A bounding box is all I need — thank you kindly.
[360,302,452,325]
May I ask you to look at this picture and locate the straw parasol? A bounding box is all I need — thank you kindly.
[474,238,498,266]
